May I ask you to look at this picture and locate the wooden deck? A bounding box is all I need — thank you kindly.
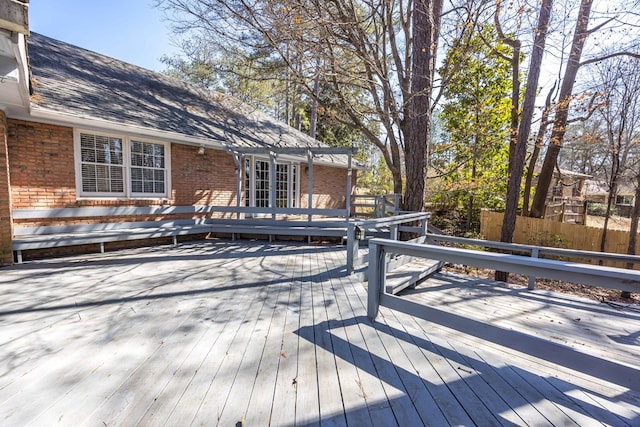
[0,240,638,426]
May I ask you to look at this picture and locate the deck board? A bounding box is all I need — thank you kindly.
[0,240,639,426]
[328,258,398,425]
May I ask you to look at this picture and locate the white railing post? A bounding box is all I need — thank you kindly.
[421,216,428,236]
[390,224,399,240]
[346,222,362,274]
[528,247,539,290]
[367,240,386,321]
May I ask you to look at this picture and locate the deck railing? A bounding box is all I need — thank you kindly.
[544,201,587,224]
[351,194,402,218]
[367,237,640,321]
[346,212,430,273]
[426,234,640,288]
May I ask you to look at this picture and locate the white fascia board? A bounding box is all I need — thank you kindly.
[25,106,228,150]
[253,152,361,170]
[13,32,29,110]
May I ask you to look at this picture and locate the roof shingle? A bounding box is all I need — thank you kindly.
[27,33,342,159]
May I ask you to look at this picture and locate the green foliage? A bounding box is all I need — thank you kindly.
[587,202,617,217]
[160,40,283,116]
[357,156,393,195]
[429,207,482,236]
[432,25,512,215]
[161,55,218,89]
[161,36,371,160]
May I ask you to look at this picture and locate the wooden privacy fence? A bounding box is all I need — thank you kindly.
[480,210,638,266]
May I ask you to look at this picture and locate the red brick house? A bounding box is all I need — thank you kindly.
[0,9,358,264]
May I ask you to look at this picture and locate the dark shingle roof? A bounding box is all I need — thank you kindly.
[27,33,346,160]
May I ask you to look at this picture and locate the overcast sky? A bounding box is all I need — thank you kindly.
[29,0,179,71]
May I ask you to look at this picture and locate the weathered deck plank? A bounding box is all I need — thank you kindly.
[0,240,638,426]
[243,253,296,426]
[267,274,302,426]
[294,250,321,427]
[326,255,398,425]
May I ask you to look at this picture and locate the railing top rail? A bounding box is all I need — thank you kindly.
[353,212,430,228]
[427,234,640,265]
[369,238,640,293]
[13,206,349,220]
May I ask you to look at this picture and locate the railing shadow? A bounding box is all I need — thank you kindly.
[295,315,639,425]
[0,242,347,318]
[404,271,640,321]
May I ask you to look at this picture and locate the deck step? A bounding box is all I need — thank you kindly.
[385,258,443,295]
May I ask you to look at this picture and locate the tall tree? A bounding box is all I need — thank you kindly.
[523,82,557,216]
[156,0,445,211]
[529,0,640,218]
[498,0,553,247]
[406,0,444,211]
[437,25,512,229]
[592,58,640,252]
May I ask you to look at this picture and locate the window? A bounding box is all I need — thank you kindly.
[616,195,633,205]
[255,160,270,208]
[243,156,299,209]
[75,130,170,198]
[130,140,166,195]
[79,133,124,193]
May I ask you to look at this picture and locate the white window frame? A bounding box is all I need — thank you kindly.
[243,155,300,209]
[74,129,171,199]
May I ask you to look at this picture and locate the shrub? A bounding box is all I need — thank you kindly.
[587,202,617,217]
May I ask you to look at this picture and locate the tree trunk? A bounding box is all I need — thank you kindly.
[530,0,594,218]
[600,161,619,253]
[523,82,557,216]
[495,0,553,282]
[309,59,321,140]
[599,182,616,253]
[495,1,521,177]
[628,184,640,257]
[624,175,640,298]
[404,0,443,212]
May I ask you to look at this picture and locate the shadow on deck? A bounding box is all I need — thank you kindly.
[0,240,638,426]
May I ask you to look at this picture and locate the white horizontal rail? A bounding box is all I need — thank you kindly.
[12,206,348,220]
[427,234,640,288]
[367,238,640,320]
[346,212,430,273]
[427,234,640,265]
[353,212,430,229]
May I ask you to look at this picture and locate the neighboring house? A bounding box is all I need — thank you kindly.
[533,166,592,201]
[584,180,636,216]
[0,7,359,264]
[583,180,609,204]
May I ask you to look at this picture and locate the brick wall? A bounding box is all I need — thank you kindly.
[0,111,13,265]
[7,118,356,224]
[300,164,357,209]
[170,144,237,210]
[7,120,242,214]
[8,119,77,209]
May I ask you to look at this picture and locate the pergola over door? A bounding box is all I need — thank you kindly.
[226,146,355,220]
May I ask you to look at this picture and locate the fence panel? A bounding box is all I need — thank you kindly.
[480,210,637,268]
